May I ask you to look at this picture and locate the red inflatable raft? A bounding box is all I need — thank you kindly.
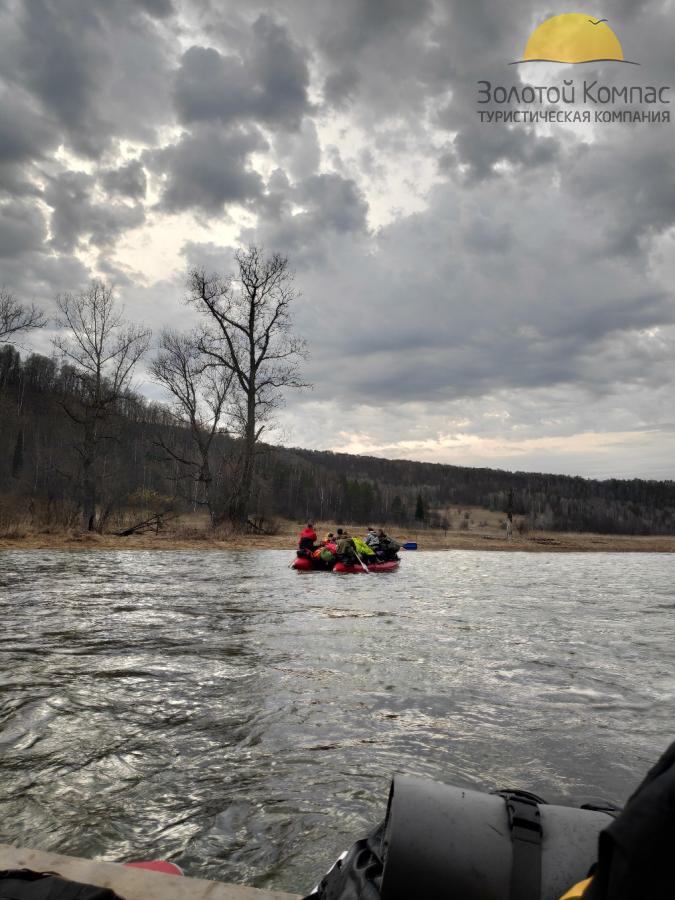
[292,556,399,573]
[292,555,325,571]
[334,559,400,574]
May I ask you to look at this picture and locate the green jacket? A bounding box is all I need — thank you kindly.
[353,536,375,556]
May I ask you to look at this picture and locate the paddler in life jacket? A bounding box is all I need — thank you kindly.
[298,523,318,555]
[365,528,379,550]
[335,528,356,564]
[377,529,401,560]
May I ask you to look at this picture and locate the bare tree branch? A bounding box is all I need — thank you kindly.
[150,328,233,523]
[186,245,310,528]
[0,290,46,343]
[51,280,151,530]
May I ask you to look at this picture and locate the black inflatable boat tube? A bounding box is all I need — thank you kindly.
[380,776,613,900]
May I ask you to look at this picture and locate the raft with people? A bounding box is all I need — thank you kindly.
[292,525,402,573]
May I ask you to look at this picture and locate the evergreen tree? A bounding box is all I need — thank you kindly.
[391,495,404,523]
[415,492,426,521]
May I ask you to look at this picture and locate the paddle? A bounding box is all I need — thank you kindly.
[353,548,371,574]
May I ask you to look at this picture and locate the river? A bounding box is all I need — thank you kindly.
[0,549,673,894]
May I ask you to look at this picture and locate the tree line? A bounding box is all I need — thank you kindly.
[2,344,674,536]
[2,249,675,536]
[260,448,675,535]
[0,246,306,532]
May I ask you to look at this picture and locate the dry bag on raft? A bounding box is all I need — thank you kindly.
[304,775,618,900]
[307,739,675,899]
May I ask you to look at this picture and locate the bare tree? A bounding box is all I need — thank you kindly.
[150,330,232,523]
[0,289,46,343]
[187,246,308,529]
[53,280,151,531]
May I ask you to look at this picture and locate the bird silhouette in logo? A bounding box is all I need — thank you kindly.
[588,18,608,25]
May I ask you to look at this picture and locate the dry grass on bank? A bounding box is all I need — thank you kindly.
[0,511,674,553]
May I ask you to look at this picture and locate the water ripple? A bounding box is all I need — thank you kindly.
[0,548,674,893]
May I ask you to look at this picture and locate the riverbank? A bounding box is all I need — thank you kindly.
[1,524,674,552]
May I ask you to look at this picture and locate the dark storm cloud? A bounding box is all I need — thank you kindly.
[547,3,675,257]
[194,0,562,181]
[426,1,568,181]
[559,42,675,260]
[564,140,675,257]
[28,253,91,297]
[0,247,92,343]
[0,90,57,167]
[147,125,266,214]
[0,87,59,196]
[101,161,148,200]
[461,214,514,255]
[277,0,556,181]
[311,0,433,104]
[44,171,145,252]
[263,166,675,411]
[272,119,321,181]
[12,0,99,153]
[296,174,369,233]
[239,170,369,261]
[0,164,40,199]
[174,15,312,131]
[316,0,433,59]
[1,0,674,475]
[0,199,47,257]
[435,2,674,187]
[249,15,313,127]
[189,0,436,119]
[441,121,560,184]
[192,0,431,58]
[136,0,174,17]
[174,46,255,123]
[322,67,360,108]
[0,0,175,159]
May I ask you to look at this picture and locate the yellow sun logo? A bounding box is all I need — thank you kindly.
[513,13,638,65]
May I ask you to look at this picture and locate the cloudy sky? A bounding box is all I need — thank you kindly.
[2,0,674,479]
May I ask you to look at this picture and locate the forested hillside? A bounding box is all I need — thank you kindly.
[2,345,675,536]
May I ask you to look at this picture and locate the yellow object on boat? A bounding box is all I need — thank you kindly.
[559,877,593,899]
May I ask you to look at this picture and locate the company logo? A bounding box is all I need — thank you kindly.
[511,13,638,66]
[476,11,671,126]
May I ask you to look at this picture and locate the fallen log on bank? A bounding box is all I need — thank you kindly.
[115,512,176,537]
